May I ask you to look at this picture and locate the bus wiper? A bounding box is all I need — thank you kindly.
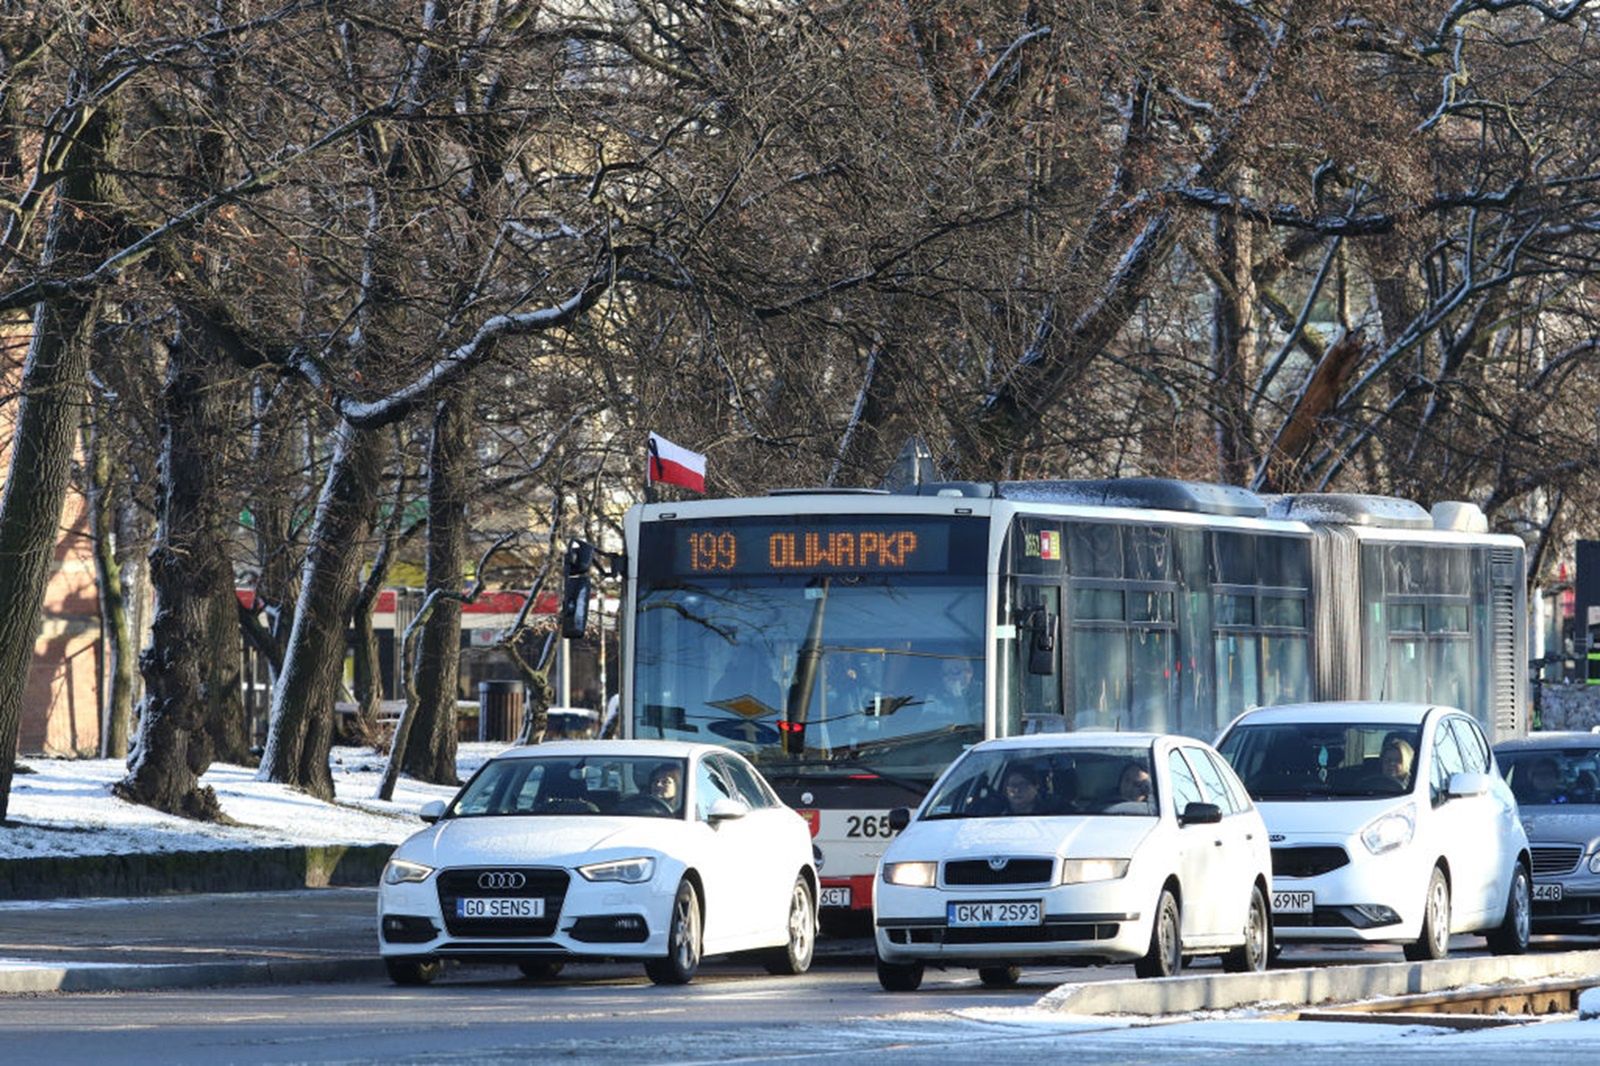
[765,759,927,797]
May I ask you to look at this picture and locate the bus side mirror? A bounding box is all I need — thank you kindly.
[1023,606,1057,676]
[560,540,595,639]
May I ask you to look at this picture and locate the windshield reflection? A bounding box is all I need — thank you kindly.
[1218,722,1423,800]
[632,575,985,784]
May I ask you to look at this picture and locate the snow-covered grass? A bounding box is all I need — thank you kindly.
[0,744,504,860]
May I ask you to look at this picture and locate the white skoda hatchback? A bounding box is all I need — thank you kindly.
[873,733,1273,990]
[378,741,817,985]
[1215,702,1531,959]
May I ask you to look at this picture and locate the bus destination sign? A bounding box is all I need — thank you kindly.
[666,518,962,576]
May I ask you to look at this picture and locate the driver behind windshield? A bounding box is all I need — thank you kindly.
[647,762,684,814]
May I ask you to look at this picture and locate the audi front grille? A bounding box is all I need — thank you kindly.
[437,867,570,938]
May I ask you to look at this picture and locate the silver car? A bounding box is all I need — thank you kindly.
[1495,731,1600,935]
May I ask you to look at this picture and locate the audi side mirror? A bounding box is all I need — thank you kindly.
[419,800,446,823]
[707,797,749,824]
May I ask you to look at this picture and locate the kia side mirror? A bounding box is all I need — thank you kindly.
[1446,771,1491,798]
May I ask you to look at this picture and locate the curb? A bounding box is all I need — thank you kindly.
[0,956,385,995]
[0,844,395,901]
[1038,948,1600,1017]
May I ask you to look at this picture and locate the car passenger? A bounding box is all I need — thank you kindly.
[648,762,684,813]
[1106,762,1154,814]
[1380,737,1414,788]
[1000,765,1045,815]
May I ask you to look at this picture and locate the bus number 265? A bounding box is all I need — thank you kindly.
[846,814,899,839]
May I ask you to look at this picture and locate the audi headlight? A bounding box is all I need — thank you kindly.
[1060,858,1130,884]
[383,859,435,885]
[1589,853,1600,875]
[577,857,656,883]
[1360,803,1416,855]
[882,861,937,887]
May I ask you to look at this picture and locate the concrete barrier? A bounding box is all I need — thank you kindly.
[0,957,385,995]
[0,844,395,900]
[1038,949,1600,1017]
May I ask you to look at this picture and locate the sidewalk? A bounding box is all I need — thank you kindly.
[0,887,385,994]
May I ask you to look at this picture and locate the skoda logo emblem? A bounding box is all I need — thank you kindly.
[478,870,527,890]
[987,857,1009,871]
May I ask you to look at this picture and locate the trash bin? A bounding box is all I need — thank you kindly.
[478,680,525,742]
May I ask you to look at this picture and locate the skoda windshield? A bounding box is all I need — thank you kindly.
[631,515,988,788]
[1217,721,1424,800]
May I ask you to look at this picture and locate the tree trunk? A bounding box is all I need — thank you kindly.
[351,595,383,727]
[404,387,473,785]
[1211,213,1256,483]
[115,325,233,819]
[84,407,136,759]
[257,422,385,799]
[0,75,119,822]
[205,570,250,764]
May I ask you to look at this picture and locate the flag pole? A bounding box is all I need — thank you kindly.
[644,437,659,503]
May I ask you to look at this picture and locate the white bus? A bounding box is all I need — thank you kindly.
[578,478,1527,919]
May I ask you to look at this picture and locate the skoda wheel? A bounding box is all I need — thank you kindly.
[978,965,1021,988]
[876,956,924,992]
[1222,885,1270,973]
[1134,888,1182,978]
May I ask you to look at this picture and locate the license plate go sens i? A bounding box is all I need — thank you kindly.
[457,897,544,919]
[947,901,1041,927]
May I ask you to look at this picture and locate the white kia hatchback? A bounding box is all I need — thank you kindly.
[378,741,817,985]
[873,733,1273,990]
[1215,702,1531,959]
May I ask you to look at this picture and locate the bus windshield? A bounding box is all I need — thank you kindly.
[632,574,986,787]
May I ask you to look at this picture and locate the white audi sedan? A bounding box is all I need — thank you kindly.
[1215,702,1531,960]
[378,741,817,985]
[873,733,1273,990]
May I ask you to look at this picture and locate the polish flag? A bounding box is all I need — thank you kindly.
[647,433,706,493]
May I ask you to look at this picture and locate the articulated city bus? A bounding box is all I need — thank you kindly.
[577,479,1527,918]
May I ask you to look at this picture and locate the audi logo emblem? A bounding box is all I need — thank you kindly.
[477,871,527,890]
[987,857,1009,871]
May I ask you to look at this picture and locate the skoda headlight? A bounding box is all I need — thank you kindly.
[383,859,435,885]
[577,857,657,883]
[1060,858,1130,884]
[882,861,937,887]
[1360,803,1416,855]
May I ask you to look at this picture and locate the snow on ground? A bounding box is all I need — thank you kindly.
[0,744,503,860]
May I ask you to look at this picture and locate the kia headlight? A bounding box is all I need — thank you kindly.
[882,861,937,887]
[383,859,435,885]
[1360,803,1416,855]
[1060,858,1130,884]
[577,857,657,883]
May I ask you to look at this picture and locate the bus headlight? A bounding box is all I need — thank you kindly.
[1060,859,1130,884]
[883,862,937,887]
[1360,803,1416,855]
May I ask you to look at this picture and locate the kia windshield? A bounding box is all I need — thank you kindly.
[1217,722,1423,800]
